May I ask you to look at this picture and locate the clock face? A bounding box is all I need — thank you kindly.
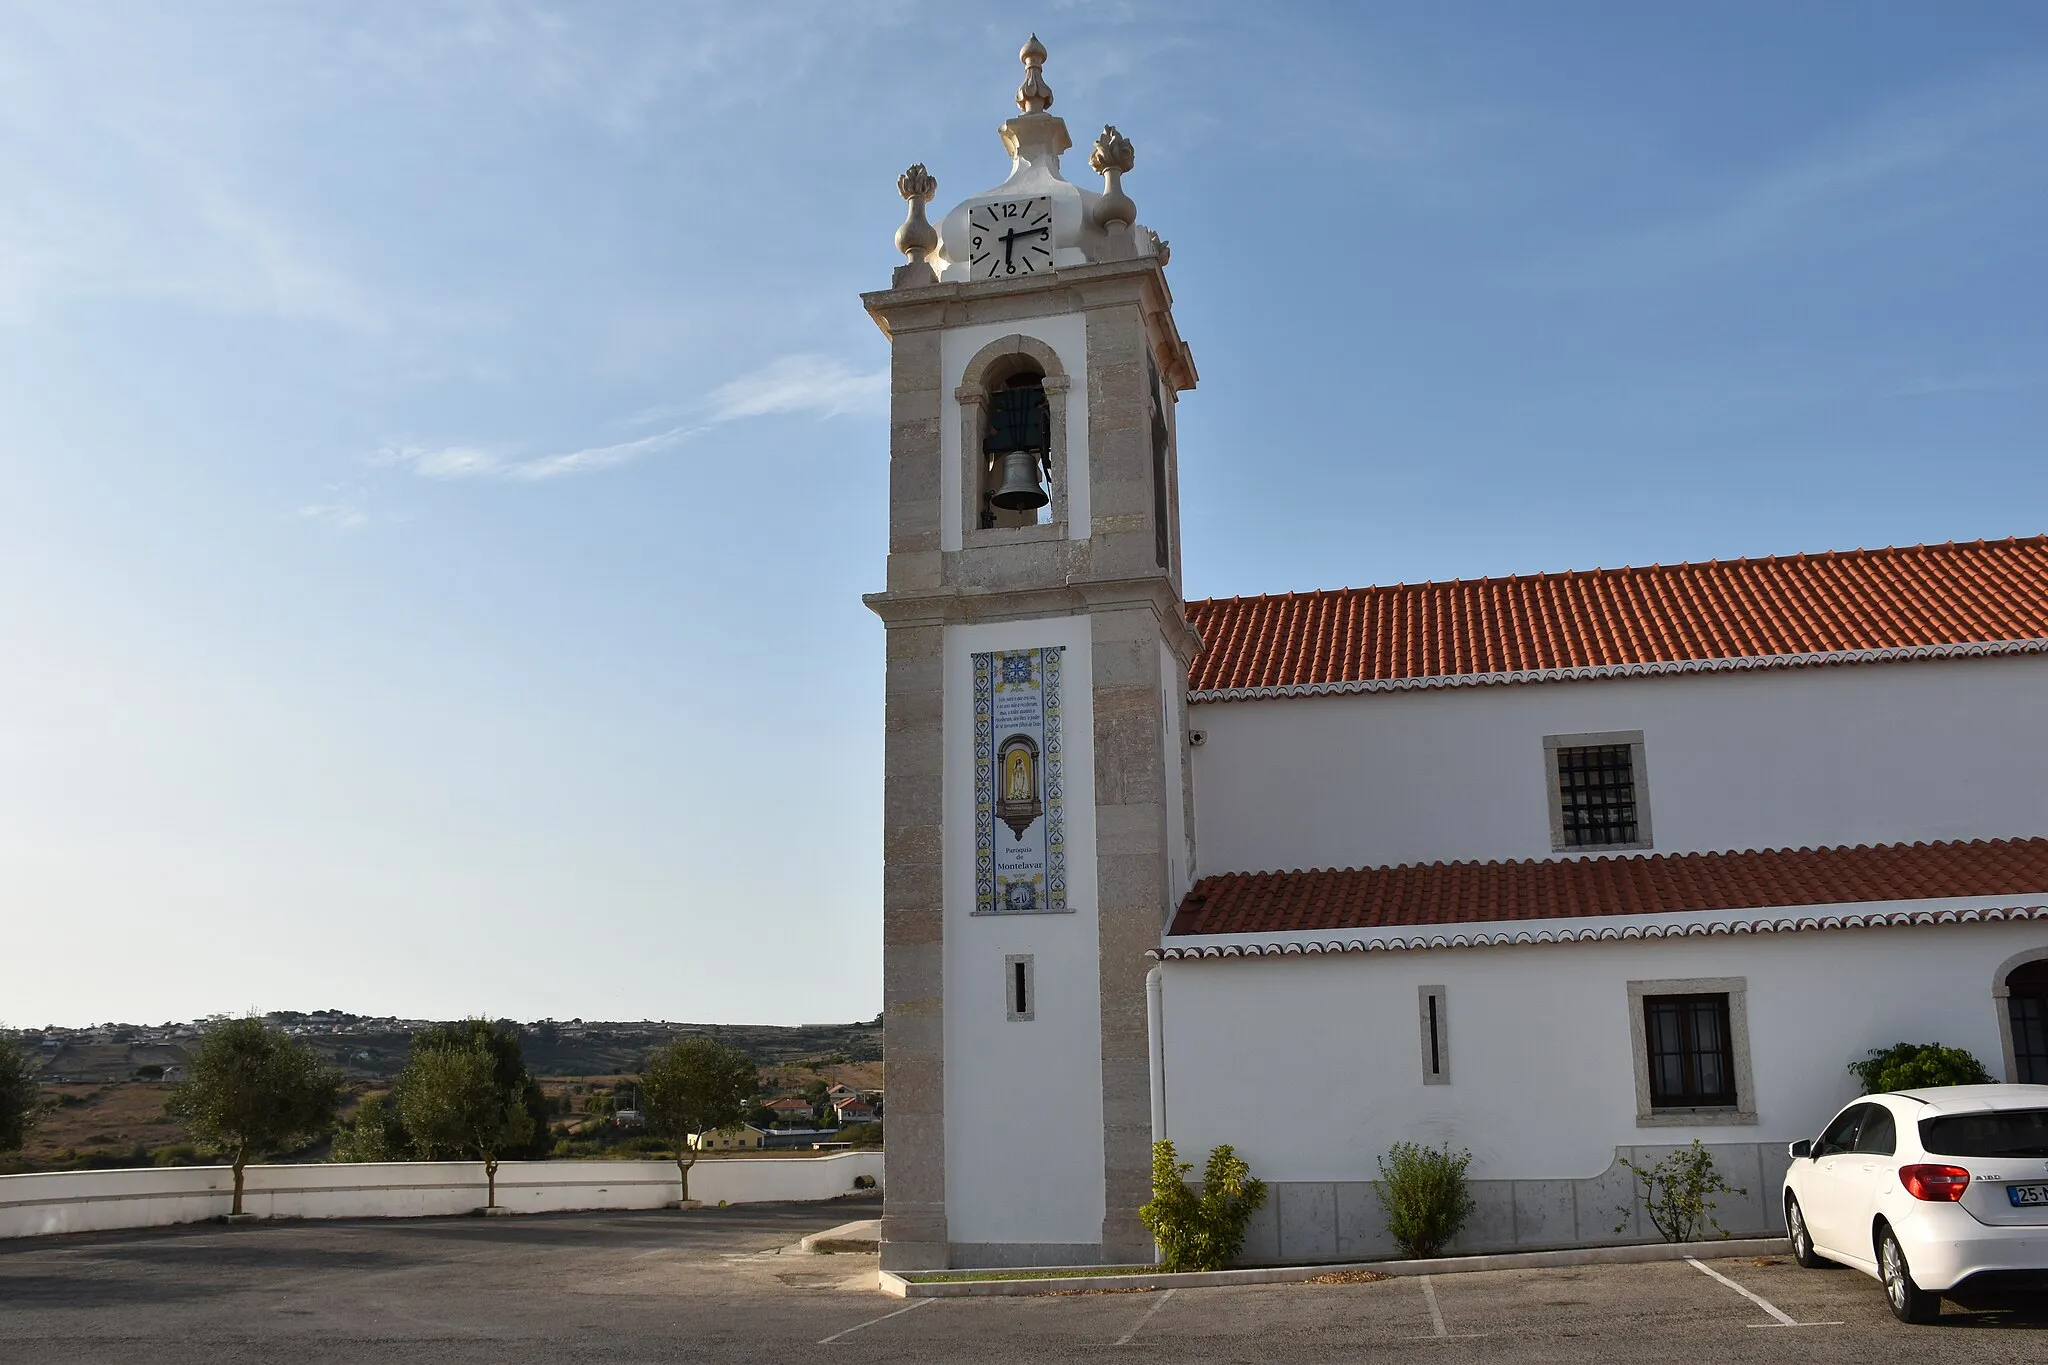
[967,198,1052,279]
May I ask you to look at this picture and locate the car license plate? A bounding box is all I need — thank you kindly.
[2008,1184,2048,1206]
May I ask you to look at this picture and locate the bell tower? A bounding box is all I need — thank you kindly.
[864,36,1199,1270]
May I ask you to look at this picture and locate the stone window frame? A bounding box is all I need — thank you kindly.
[1544,729,1654,854]
[1005,953,1036,1022]
[1626,976,1757,1127]
[1417,985,1450,1086]
[956,333,1072,549]
[1991,945,2048,1082]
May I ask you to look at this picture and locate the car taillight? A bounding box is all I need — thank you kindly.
[1899,1164,1971,1201]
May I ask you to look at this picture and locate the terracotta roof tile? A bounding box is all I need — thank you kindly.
[1186,537,2048,698]
[1167,838,2048,937]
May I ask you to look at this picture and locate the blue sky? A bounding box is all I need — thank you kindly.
[2,4,2043,1028]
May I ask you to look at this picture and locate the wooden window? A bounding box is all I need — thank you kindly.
[1643,993,1736,1108]
[1556,744,1638,847]
[2009,960,2048,1084]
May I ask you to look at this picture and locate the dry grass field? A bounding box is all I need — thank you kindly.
[15,1082,195,1168]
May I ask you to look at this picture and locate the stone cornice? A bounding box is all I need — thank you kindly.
[861,257,1195,392]
[864,573,1202,662]
[1187,638,2048,705]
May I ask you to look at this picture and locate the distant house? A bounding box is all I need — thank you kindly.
[831,1096,877,1125]
[688,1125,768,1152]
[761,1097,814,1126]
[612,1108,645,1129]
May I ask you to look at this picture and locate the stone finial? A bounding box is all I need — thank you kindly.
[894,163,939,262]
[1089,125,1136,231]
[1016,34,1053,114]
[1089,125,1134,177]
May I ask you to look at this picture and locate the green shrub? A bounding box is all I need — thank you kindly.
[616,1135,672,1155]
[151,1144,204,1167]
[1614,1140,1745,1243]
[1137,1140,1267,1272]
[1849,1042,1993,1094]
[837,1122,883,1148]
[1376,1141,1476,1258]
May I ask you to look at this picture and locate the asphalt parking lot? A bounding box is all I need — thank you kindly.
[2,1201,2043,1363]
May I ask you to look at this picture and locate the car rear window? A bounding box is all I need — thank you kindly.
[1919,1109,2048,1158]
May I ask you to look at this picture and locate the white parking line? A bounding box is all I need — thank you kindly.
[1114,1287,1176,1345]
[817,1296,933,1344]
[1684,1257,1841,1328]
[1420,1276,1448,1338]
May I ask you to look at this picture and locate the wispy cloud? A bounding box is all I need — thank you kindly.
[704,354,888,422]
[364,352,883,498]
[1520,63,2048,288]
[372,424,702,483]
[297,486,372,532]
[0,8,390,329]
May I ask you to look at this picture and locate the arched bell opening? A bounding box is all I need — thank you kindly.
[980,365,1052,528]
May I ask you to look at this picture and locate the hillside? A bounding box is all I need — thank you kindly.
[27,1017,883,1083]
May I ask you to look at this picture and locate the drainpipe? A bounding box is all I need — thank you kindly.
[1146,965,1166,1144]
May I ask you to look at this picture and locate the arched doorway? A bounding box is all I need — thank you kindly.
[2007,959,2048,1084]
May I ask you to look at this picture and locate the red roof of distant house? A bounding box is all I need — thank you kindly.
[1185,537,2048,700]
[1166,838,2048,938]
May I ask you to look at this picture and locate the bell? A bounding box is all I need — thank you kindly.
[989,450,1049,511]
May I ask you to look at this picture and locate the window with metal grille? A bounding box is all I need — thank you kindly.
[1643,993,1736,1108]
[1556,743,1638,847]
[2009,960,2048,1084]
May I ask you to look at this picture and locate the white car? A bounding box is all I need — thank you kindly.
[1782,1084,2048,1322]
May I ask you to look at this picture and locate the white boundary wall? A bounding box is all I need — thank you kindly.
[0,1153,883,1240]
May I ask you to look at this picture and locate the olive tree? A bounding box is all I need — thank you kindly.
[394,1043,533,1207]
[165,1017,343,1215]
[0,1034,39,1155]
[411,1019,551,1159]
[329,1093,410,1163]
[640,1038,756,1204]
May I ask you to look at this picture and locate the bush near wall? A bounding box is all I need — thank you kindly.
[1376,1142,1475,1259]
[1138,1140,1267,1272]
[1849,1042,1994,1094]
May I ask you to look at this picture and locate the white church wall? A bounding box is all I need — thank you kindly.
[941,615,1105,1248]
[1157,918,2044,1195]
[1190,655,2048,875]
[937,314,1090,553]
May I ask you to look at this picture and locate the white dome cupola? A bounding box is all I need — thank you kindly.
[926,36,1167,284]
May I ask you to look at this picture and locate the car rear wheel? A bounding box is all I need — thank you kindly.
[1785,1195,1825,1269]
[1878,1225,1941,1324]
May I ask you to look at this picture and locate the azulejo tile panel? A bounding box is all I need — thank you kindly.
[974,646,1067,915]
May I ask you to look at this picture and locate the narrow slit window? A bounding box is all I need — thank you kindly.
[1006,954,1035,1022]
[1418,985,1450,1084]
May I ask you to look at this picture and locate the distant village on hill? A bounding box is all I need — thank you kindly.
[15,1012,883,1084]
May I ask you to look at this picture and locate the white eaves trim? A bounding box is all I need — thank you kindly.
[1149,895,2048,961]
[1186,638,2048,705]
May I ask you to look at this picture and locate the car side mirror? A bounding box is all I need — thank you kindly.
[1788,1139,1813,1160]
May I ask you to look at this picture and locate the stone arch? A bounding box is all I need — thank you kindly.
[1991,944,2048,1083]
[955,333,1072,539]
